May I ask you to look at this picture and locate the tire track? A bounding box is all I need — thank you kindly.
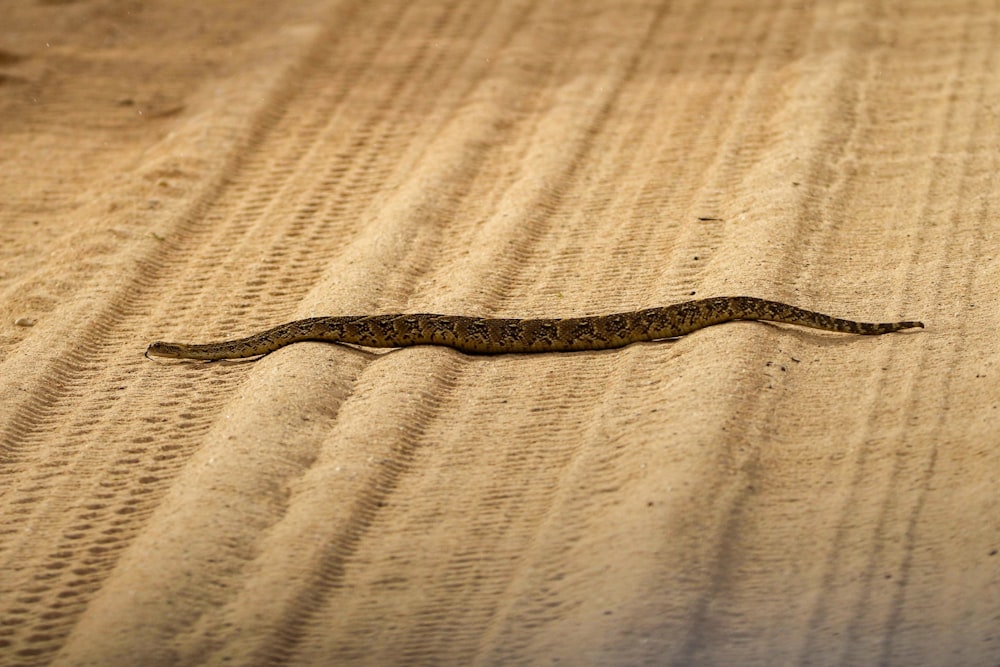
[790,6,987,663]
[176,0,663,660]
[126,1,708,662]
[863,10,997,664]
[0,3,398,662]
[43,1,564,664]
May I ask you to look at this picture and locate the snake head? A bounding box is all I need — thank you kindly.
[145,341,188,359]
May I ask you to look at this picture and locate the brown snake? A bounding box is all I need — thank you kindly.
[145,296,923,361]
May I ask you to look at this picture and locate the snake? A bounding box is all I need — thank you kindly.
[145,296,923,361]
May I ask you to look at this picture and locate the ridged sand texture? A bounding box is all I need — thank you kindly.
[0,2,995,666]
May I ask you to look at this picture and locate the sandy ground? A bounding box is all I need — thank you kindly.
[1,1,998,665]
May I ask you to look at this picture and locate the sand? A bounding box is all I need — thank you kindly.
[1,2,998,665]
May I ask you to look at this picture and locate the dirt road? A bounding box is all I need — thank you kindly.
[1,2,997,665]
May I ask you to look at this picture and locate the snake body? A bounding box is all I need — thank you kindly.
[145,296,923,361]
